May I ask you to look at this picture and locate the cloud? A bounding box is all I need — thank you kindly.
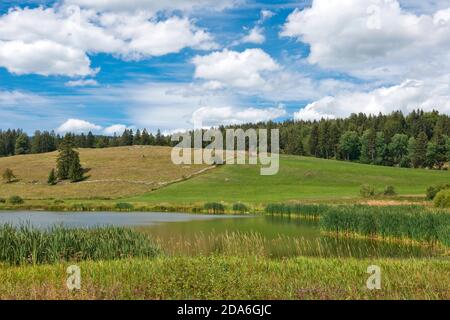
[192,49,279,89]
[0,90,49,106]
[103,124,129,135]
[294,77,450,121]
[281,0,450,80]
[0,4,217,77]
[239,26,265,44]
[56,118,102,133]
[0,40,96,77]
[191,105,286,127]
[65,79,99,87]
[64,0,239,13]
[260,9,275,22]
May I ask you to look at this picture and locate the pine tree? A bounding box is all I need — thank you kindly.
[308,124,319,157]
[141,129,151,145]
[409,132,428,168]
[56,135,80,180]
[14,133,30,155]
[360,129,377,164]
[133,129,142,145]
[47,168,57,185]
[68,154,84,182]
[86,131,95,148]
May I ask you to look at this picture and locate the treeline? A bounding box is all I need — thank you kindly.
[1,110,450,170]
[0,128,172,157]
[224,110,450,170]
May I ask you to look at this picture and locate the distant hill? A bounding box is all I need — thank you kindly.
[0,146,209,199]
[130,155,450,204]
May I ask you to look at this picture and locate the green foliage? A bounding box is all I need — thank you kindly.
[47,168,57,185]
[115,202,135,211]
[426,184,450,200]
[2,168,16,183]
[320,205,450,245]
[232,203,248,213]
[265,204,329,219]
[409,132,428,168]
[359,184,375,198]
[57,136,84,182]
[8,195,24,205]
[383,185,397,196]
[0,198,5,204]
[204,202,225,214]
[0,225,161,265]
[434,189,450,208]
[339,131,361,161]
[14,133,30,155]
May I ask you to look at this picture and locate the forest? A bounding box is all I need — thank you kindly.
[1,110,449,170]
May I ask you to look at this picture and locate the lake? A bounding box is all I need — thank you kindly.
[0,211,442,259]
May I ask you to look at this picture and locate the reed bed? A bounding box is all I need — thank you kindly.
[152,231,441,259]
[0,224,161,265]
[265,204,330,219]
[320,205,450,246]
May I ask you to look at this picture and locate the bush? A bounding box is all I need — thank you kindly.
[426,184,450,200]
[232,203,248,213]
[53,199,64,205]
[2,168,16,183]
[115,202,135,211]
[383,185,397,196]
[360,184,376,198]
[204,202,225,214]
[0,198,5,204]
[8,196,24,205]
[434,189,450,208]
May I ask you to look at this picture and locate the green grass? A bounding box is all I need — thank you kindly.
[0,225,161,265]
[129,155,450,204]
[0,256,449,299]
[320,206,450,246]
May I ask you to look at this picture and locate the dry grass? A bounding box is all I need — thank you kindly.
[0,146,209,199]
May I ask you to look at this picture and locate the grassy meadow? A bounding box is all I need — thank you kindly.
[0,146,209,200]
[0,256,448,300]
[1,147,449,300]
[129,155,450,205]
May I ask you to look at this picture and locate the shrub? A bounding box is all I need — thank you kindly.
[232,203,248,213]
[53,199,64,205]
[434,189,450,208]
[47,169,58,185]
[0,198,5,204]
[383,185,397,196]
[204,202,225,214]
[8,196,24,205]
[360,184,376,198]
[426,184,450,200]
[2,168,16,183]
[115,202,135,211]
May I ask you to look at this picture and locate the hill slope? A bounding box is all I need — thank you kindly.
[0,146,209,199]
[129,155,450,204]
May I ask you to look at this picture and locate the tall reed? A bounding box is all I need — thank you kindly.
[265,204,329,219]
[0,224,161,265]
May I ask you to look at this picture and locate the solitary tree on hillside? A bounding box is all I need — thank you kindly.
[56,136,83,182]
[2,168,16,183]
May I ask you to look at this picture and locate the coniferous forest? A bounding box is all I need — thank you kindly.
[1,110,449,170]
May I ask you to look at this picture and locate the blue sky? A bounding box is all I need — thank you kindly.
[1,0,450,134]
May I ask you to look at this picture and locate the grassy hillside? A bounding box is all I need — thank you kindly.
[130,155,450,204]
[0,146,208,199]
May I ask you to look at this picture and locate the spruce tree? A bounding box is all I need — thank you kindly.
[308,124,319,157]
[409,132,428,168]
[47,168,57,185]
[14,133,30,155]
[68,154,84,182]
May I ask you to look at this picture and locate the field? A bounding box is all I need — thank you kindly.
[0,256,449,300]
[129,155,450,205]
[0,146,209,199]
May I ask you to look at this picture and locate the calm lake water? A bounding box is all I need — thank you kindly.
[0,211,442,259]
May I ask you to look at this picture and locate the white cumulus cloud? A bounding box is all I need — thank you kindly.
[57,118,102,133]
[192,49,279,89]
